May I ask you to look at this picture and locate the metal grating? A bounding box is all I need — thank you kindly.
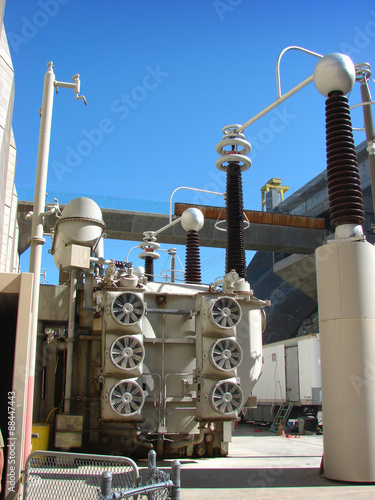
[23,451,139,500]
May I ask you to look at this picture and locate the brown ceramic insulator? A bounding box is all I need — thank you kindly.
[325,91,365,227]
[225,162,246,278]
[185,230,201,283]
[144,255,154,282]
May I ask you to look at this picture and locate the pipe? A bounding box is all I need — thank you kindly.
[276,46,322,98]
[25,61,56,461]
[25,62,86,460]
[359,72,375,212]
[169,186,224,223]
[64,269,78,414]
[236,74,314,134]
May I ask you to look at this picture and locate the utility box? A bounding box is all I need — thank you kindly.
[54,415,84,449]
[62,244,91,270]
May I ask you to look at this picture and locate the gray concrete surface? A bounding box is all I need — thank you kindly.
[152,424,375,499]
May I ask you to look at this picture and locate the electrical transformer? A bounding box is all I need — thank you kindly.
[35,194,267,458]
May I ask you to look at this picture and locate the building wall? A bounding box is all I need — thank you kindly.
[0,0,19,273]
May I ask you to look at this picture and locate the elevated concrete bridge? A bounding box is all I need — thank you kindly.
[17,201,325,256]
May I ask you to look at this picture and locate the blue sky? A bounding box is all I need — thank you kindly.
[4,0,375,285]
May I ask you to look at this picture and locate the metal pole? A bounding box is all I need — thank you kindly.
[24,62,86,462]
[359,75,375,212]
[64,269,78,414]
[236,74,314,134]
[25,61,56,461]
[170,460,181,500]
[100,471,112,498]
[148,449,157,486]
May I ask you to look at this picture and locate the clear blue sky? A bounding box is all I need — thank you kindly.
[4,0,375,285]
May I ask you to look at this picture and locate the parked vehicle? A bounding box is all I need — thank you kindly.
[246,334,322,425]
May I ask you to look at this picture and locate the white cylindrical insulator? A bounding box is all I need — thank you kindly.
[314,53,356,97]
[133,266,145,278]
[139,241,160,251]
[181,208,204,232]
[138,251,160,260]
[118,274,139,288]
[316,238,375,482]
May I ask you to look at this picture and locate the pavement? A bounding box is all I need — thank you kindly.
[151,424,375,499]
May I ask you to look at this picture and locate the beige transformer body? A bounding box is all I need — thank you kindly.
[37,275,266,458]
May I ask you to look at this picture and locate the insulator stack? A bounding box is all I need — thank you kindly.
[216,125,251,278]
[139,236,160,282]
[226,163,246,277]
[325,91,365,227]
[185,230,201,283]
[144,256,154,282]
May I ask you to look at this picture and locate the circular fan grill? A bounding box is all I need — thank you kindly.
[109,380,145,416]
[110,336,144,371]
[209,338,243,371]
[111,293,144,325]
[210,297,242,329]
[210,380,243,414]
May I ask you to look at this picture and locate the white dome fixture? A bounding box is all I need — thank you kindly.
[52,197,105,268]
[181,208,204,232]
[313,53,356,97]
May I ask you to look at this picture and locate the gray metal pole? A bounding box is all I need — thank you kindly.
[148,449,156,479]
[359,75,375,213]
[64,269,78,414]
[171,460,181,500]
[101,471,112,498]
[24,61,86,461]
[25,61,56,460]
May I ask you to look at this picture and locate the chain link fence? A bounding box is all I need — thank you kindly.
[23,449,180,500]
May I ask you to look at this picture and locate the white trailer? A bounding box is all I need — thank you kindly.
[246,334,322,424]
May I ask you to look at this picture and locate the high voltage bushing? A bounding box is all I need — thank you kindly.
[325,91,365,227]
[216,125,251,279]
[144,256,154,282]
[185,230,201,283]
[225,162,246,278]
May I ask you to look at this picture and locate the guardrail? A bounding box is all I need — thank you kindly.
[23,449,180,500]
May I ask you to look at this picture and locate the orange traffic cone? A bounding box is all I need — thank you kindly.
[278,418,285,436]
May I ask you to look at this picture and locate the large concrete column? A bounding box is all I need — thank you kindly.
[316,237,375,481]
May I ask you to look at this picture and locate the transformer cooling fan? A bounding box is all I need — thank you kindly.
[109,379,145,416]
[210,297,242,329]
[210,380,243,414]
[111,293,144,326]
[110,335,144,371]
[210,338,243,371]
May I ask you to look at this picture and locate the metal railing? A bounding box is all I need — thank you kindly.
[23,449,180,500]
[99,450,181,500]
[23,450,139,499]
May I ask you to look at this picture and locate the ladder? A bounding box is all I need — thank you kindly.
[270,402,294,432]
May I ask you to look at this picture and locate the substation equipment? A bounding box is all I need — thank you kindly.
[34,126,267,458]
[29,48,375,484]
